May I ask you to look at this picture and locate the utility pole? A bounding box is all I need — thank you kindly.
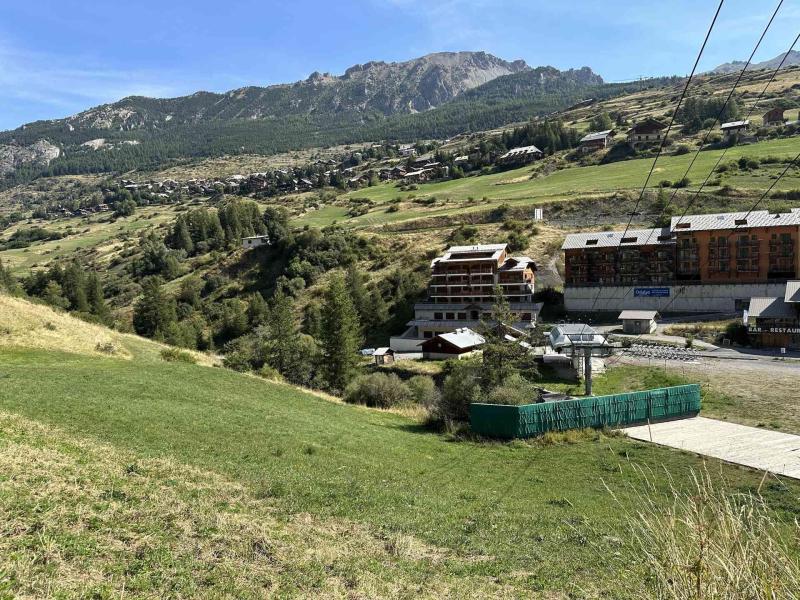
[584,348,593,396]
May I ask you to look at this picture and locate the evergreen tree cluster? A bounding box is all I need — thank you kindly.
[23,262,110,322]
[676,96,741,134]
[166,199,266,256]
[501,120,581,154]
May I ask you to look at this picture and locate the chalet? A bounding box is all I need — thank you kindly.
[403,169,432,183]
[720,120,750,139]
[242,235,269,250]
[763,108,786,127]
[627,118,667,146]
[420,328,485,360]
[618,310,659,334]
[453,155,469,164]
[579,129,615,153]
[398,144,417,157]
[497,145,543,167]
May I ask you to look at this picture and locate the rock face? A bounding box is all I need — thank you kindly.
[710,50,800,74]
[0,140,60,175]
[51,52,531,132]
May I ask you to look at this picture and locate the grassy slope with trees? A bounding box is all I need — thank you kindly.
[1,297,799,597]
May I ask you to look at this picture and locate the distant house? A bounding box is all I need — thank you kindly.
[420,327,485,360]
[579,129,615,153]
[618,310,659,334]
[627,118,667,146]
[373,347,395,365]
[720,120,750,139]
[398,144,417,157]
[763,108,786,127]
[242,235,269,250]
[497,145,543,167]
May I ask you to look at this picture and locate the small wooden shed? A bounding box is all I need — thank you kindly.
[618,310,659,334]
[373,347,395,365]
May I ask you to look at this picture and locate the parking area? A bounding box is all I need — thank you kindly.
[624,416,800,480]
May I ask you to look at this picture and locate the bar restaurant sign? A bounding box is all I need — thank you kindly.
[634,287,670,298]
[748,326,800,334]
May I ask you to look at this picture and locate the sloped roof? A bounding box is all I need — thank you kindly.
[785,281,800,303]
[721,120,750,129]
[748,297,796,319]
[670,210,800,232]
[561,227,673,250]
[580,129,615,142]
[499,145,542,159]
[436,327,485,349]
[373,347,393,356]
[618,310,659,320]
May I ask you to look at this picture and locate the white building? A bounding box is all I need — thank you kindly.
[242,235,270,250]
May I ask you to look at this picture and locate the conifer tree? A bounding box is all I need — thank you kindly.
[133,277,177,339]
[86,272,110,322]
[320,273,362,392]
[61,262,89,312]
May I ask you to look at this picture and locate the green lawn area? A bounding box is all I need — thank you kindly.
[1,347,798,597]
[309,137,800,230]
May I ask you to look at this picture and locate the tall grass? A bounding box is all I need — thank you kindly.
[624,468,800,599]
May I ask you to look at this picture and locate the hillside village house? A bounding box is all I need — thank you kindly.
[626,118,667,146]
[721,119,750,139]
[242,235,269,249]
[579,129,615,153]
[618,310,659,334]
[420,328,485,360]
[762,108,786,127]
[390,243,542,351]
[497,145,543,167]
[562,209,800,315]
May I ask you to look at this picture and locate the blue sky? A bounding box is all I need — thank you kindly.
[1,0,797,131]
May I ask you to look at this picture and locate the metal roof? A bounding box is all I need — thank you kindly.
[618,310,660,320]
[580,129,615,142]
[720,120,750,129]
[499,145,542,159]
[433,328,485,349]
[373,347,393,356]
[561,227,672,250]
[447,243,507,253]
[785,281,800,303]
[670,210,800,232]
[747,297,797,319]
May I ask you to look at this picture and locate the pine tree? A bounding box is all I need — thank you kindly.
[263,289,299,376]
[320,273,362,392]
[86,272,110,322]
[345,265,368,328]
[133,277,177,339]
[302,300,323,339]
[61,262,89,312]
[247,292,269,327]
[43,280,69,309]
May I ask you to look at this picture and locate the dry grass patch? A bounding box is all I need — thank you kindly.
[0,294,216,366]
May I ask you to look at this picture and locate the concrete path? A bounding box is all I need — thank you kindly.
[623,417,800,480]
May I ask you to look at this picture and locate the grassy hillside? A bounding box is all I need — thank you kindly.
[1,296,799,597]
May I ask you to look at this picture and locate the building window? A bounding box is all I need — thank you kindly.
[423,331,433,339]
[445,312,455,320]
[434,312,443,320]
[457,312,467,320]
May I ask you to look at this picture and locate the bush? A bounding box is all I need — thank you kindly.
[724,322,750,346]
[485,374,539,406]
[95,342,118,355]
[407,375,440,408]
[160,347,197,364]
[437,360,482,422]
[674,144,690,155]
[672,177,690,189]
[343,373,412,408]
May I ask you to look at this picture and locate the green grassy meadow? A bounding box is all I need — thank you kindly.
[291,137,800,230]
[1,345,799,597]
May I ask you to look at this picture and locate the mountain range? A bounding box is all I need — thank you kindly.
[0,51,677,182]
[709,50,800,74]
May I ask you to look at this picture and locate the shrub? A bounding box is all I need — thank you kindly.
[406,375,440,408]
[343,373,412,408]
[674,144,690,155]
[257,365,284,381]
[160,347,197,364]
[672,177,690,188]
[95,342,118,355]
[724,322,750,346]
[658,180,672,188]
[485,374,539,406]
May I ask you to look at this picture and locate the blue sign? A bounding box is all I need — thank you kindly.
[634,287,670,298]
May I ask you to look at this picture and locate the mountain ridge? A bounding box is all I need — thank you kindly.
[709,50,800,74]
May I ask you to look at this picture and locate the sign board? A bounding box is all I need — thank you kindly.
[781,348,787,354]
[634,287,670,298]
[748,326,800,334]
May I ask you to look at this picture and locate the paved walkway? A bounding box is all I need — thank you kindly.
[623,417,800,480]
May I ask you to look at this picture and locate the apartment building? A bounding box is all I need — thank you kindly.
[390,243,542,351]
[562,209,800,314]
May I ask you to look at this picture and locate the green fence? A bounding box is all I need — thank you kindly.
[470,384,701,439]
